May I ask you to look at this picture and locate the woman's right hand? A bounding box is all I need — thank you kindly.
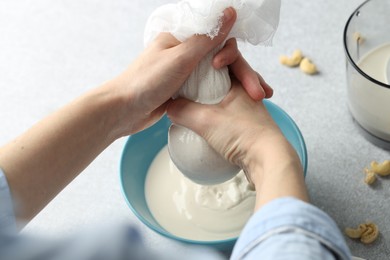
[167,79,309,209]
[166,79,282,180]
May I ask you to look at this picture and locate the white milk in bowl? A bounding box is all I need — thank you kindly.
[145,145,255,241]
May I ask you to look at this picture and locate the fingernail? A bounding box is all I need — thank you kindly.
[223,7,234,22]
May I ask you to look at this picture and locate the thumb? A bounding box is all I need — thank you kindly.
[180,7,236,58]
[167,98,211,135]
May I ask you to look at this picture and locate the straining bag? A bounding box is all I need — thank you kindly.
[144,0,281,185]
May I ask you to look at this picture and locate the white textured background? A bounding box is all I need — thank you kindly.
[0,0,389,259]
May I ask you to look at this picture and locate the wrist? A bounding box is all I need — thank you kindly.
[242,133,308,209]
[83,80,132,141]
[241,131,302,186]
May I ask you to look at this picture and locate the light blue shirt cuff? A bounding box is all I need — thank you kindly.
[0,168,17,234]
[231,197,351,260]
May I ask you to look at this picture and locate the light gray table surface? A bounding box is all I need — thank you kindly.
[1,0,389,259]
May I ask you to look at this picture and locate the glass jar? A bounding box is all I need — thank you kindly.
[344,0,390,149]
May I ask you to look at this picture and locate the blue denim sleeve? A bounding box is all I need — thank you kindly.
[231,197,352,260]
[0,168,17,234]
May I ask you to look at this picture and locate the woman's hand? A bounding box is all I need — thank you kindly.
[167,80,309,210]
[0,7,275,223]
[167,79,281,175]
[108,7,273,136]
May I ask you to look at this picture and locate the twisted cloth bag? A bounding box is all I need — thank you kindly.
[144,0,281,185]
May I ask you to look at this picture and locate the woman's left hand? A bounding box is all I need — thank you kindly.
[109,7,273,136]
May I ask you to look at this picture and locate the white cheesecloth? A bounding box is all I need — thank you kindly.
[144,0,281,185]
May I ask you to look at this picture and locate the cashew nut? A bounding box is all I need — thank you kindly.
[370,160,390,176]
[299,58,318,75]
[360,222,379,244]
[345,227,363,239]
[345,222,379,244]
[279,49,303,67]
[364,168,377,185]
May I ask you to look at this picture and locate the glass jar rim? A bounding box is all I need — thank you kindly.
[343,0,390,89]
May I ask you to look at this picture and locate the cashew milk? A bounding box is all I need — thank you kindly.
[358,43,390,84]
[145,145,255,241]
[349,43,390,140]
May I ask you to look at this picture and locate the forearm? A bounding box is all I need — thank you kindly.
[0,81,125,223]
[245,135,309,211]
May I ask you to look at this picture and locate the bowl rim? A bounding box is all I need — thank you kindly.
[119,140,237,245]
[119,133,238,246]
[270,101,308,175]
[119,99,308,245]
[343,0,390,89]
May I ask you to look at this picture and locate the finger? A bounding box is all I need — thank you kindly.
[150,99,170,122]
[229,54,265,101]
[167,98,210,135]
[132,100,170,134]
[212,38,238,69]
[152,32,181,49]
[257,72,274,98]
[180,7,237,59]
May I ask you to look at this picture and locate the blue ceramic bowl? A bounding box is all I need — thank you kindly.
[120,100,307,251]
